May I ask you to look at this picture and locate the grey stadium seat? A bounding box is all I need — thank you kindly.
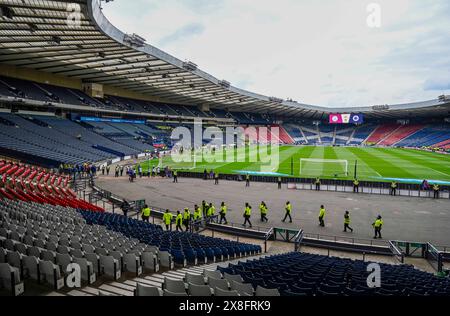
[163,278,186,294]
[85,253,101,275]
[164,289,188,297]
[100,255,121,280]
[204,269,222,280]
[56,253,72,274]
[188,283,213,296]
[255,286,280,297]
[231,280,254,296]
[208,277,229,291]
[23,255,40,281]
[15,243,28,255]
[159,251,174,269]
[214,287,239,297]
[39,260,64,290]
[135,283,163,296]
[142,251,159,272]
[27,246,41,258]
[224,272,244,284]
[124,253,142,276]
[185,273,206,286]
[0,263,24,296]
[74,257,96,284]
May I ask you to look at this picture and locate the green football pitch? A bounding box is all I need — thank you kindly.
[137,146,450,184]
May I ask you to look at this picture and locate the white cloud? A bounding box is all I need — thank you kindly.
[103,0,450,107]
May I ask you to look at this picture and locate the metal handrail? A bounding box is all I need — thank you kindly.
[426,242,444,273]
[388,241,405,263]
[302,232,389,247]
[294,229,304,252]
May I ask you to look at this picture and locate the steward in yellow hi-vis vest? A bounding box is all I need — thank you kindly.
[433,184,440,199]
[175,211,183,232]
[141,205,151,223]
[390,181,397,196]
[193,205,202,221]
[163,210,173,231]
[183,208,191,231]
[219,202,228,225]
[243,203,252,228]
[344,211,353,233]
[319,205,326,227]
[282,201,293,223]
[353,179,360,193]
[315,177,321,191]
[372,215,384,239]
[260,202,268,223]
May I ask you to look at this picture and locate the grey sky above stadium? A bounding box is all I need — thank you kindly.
[103,0,450,108]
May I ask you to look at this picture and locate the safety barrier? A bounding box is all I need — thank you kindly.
[426,243,444,273]
[178,171,450,199]
[300,233,392,257]
[388,241,405,263]
[90,180,450,268]
[294,230,304,252]
[203,219,274,253]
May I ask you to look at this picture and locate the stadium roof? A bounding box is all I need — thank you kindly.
[0,0,449,119]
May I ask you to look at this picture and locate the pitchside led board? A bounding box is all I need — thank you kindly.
[329,113,364,124]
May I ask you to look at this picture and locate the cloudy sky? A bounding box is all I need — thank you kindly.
[103,0,450,107]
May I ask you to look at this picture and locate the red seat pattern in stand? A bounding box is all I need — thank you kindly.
[0,188,15,200]
[434,139,450,148]
[272,125,295,144]
[0,161,104,212]
[378,125,425,146]
[365,124,400,144]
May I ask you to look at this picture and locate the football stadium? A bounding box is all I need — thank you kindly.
[0,0,449,302]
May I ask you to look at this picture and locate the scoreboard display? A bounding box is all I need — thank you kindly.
[329,113,364,124]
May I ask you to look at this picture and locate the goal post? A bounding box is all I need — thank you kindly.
[299,158,349,178]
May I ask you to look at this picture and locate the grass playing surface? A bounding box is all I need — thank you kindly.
[138,146,450,183]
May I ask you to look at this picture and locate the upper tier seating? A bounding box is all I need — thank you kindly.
[0,113,122,165]
[0,113,165,166]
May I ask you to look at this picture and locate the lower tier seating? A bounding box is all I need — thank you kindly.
[215,252,450,296]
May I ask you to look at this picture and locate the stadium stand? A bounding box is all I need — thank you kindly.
[282,124,307,145]
[348,124,378,145]
[0,0,449,299]
[274,125,295,145]
[335,126,355,145]
[396,125,450,148]
[0,196,261,296]
[79,211,261,266]
[378,125,425,146]
[216,252,450,296]
[364,124,400,145]
[0,161,102,212]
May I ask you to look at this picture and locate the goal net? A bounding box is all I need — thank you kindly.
[300,158,348,178]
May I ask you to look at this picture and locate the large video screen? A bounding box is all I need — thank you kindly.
[329,113,364,124]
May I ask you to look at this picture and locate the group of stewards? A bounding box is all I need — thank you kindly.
[142,201,385,239]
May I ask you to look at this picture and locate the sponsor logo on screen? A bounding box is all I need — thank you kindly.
[329,114,364,124]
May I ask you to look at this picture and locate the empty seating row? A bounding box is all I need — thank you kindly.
[216,252,450,296]
[79,211,261,267]
[132,269,279,297]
